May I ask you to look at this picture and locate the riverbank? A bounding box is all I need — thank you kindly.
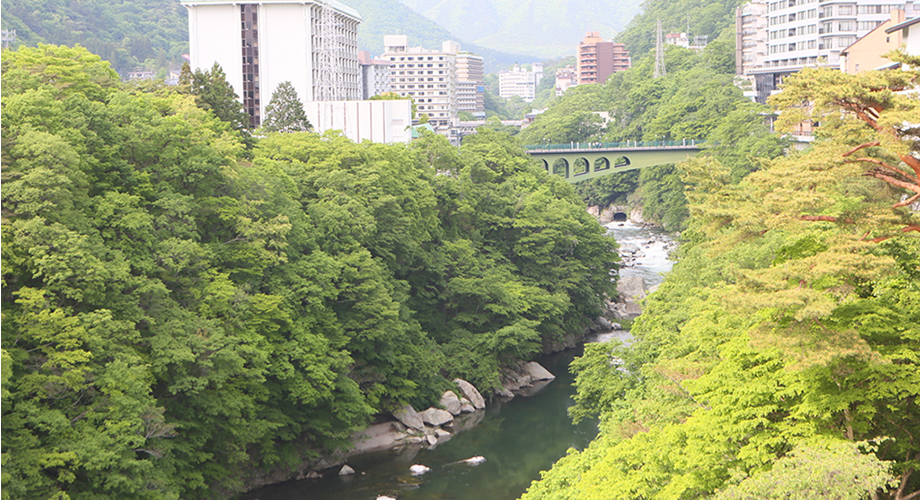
[240,212,677,497]
[239,349,598,500]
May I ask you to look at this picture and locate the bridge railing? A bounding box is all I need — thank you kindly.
[524,139,704,151]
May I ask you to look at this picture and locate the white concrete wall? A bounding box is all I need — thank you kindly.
[259,3,313,118]
[306,100,412,144]
[188,4,244,98]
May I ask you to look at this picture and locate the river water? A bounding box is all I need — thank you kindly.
[241,221,674,500]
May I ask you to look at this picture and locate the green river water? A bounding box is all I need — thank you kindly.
[240,348,598,500]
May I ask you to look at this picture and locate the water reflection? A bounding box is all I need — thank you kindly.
[239,351,596,500]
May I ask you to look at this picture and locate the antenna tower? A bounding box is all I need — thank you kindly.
[653,19,666,79]
[315,0,342,101]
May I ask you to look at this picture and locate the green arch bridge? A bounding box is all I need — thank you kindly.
[524,140,703,183]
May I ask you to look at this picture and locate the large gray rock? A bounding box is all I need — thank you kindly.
[617,275,647,301]
[439,391,462,415]
[420,407,454,427]
[520,361,555,381]
[454,379,486,409]
[351,421,409,454]
[392,405,425,432]
[339,464,355,476]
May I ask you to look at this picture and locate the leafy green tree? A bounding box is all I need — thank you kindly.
[261,81,312,134]
[523,53,920,500]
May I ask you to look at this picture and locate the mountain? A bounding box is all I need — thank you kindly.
[343,0,539,72]
[397,0,645,58]
[1,0,536,76]
[614,0,748,59]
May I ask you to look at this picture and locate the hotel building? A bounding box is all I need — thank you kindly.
[183,0,361,127]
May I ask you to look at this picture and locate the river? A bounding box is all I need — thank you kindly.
[240,220,674,500]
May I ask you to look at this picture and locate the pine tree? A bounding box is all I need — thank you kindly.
[261,81,312,134]
[190,62,250,132]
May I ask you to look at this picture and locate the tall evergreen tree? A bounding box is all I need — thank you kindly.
[190,62,249,132]
[261,81,312,134]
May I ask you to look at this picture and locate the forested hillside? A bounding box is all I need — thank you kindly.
[0,0,532,77]
[0,0,189,76]
[615,0,748,59]
[0,44,616,499]
[522,53,920,499]
[398,0,643,58]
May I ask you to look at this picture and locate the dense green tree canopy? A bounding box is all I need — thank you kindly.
[522,56,920,500]
[1,44,617,499]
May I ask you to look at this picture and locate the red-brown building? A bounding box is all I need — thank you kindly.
[577,32,630,85]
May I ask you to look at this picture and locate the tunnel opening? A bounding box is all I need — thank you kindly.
[612,212,628,222]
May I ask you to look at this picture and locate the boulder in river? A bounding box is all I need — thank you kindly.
[439,391,462,415]
[392,405,425,432]
[409,464,431,475]
[520,361,555,382]
[420,408,454,427]
[454,379,486,409]
[339,464,355,476]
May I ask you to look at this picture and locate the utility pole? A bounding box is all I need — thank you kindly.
[1,29,16,50]
[654,19,666,79]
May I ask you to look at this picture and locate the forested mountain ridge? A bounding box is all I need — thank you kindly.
[521,51,920,500]
[0,44,616,498]
[343,0,537,72]
[0,0,536,77]
[397,0,644,58]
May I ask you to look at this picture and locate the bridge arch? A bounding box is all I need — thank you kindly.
[594,157,610,172]
[541,159,549,171]
[614,156,631,168]
[552,158,569,178]
[573,157,590,176]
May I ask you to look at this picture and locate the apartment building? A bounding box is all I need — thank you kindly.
[183,0,362,127]
[456,51,485,114]
[746,0,916,103]
[359,50,391,100]
[499,63,544,102]
[577,32,630,85]
[737,1,770,75]
[381,35,460,132]
[555,65,577,96]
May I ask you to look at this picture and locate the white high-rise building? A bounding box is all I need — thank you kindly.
[382,35,459,132]
[499,63,544,102]
[183,0,362,127]
[747,0,916,102]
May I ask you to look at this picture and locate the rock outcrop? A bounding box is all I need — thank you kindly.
[391,405,425,432]
[498,361,556,399]
[420,408,454,427]
[439,391,462,415]
[454,379,486,409]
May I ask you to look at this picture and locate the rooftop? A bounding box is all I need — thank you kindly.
[180,0,361,21]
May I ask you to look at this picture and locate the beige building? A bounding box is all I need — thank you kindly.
[555,65,577,96]
[577,32,630,85]
[841,9,907,72]
[736,1,769,75]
